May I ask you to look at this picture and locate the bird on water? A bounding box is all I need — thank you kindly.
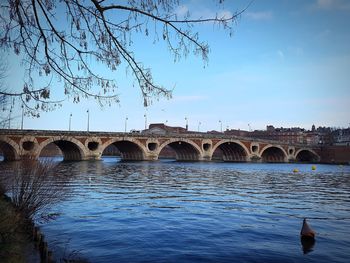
[300,218,316,239]
[300,218,316,254]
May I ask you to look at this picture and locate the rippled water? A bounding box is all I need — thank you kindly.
[3,158,350,262]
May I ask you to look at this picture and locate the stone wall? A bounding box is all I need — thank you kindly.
[318,146,350,164]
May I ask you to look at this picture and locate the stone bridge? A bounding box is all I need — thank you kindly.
[0,129,321,163]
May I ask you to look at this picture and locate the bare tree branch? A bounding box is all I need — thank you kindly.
[0,0,243,113]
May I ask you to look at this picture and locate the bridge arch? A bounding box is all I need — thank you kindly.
[37,136,86,161]
[211,140,249,162]
[101,138,147,161]
[158,138,202,161]
[260,145,288,163]
[295,149,320,163]
[0,137,20,161]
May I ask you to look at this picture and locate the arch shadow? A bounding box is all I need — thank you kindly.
[158,140,201,161]
[0,140,19,161]
[261,146,287,163]
[212,141,249,162]
[295,149,320,163]
[38,138,85,161]
[102,140,146,161]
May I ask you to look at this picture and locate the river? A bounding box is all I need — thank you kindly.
[1,158,350,262]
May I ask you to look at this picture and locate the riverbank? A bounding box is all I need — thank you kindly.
[0,194,40,263]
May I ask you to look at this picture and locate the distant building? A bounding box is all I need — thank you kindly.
[305,131,319,145]
[332,128,350,146]
[224,129,249,137]
[266,125,275,132]
[248,125,306,144]
[208,130,224,135]
[226,125,319,145]
[142,123,188,135]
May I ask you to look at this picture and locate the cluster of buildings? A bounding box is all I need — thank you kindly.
[143,123,350,146]
[225,125,350,146]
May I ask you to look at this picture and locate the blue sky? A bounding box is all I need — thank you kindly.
[3,0,350,132]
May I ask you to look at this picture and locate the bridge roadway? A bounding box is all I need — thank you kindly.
[0,129,320,163]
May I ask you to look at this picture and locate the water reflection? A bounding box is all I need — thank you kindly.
[301,237,316,254]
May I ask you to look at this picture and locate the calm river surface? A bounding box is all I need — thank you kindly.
[4,158,350,262]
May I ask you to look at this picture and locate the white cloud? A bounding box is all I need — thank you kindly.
[172,95,208,103]
[317,0,336,8]
[314,0,350,10]
[316,29,331,39]
[217,10,233,19]
[174,3,233,21]
[288,46,304,56]
[277,50,285,60]
[191,8,232,20]
[260,49,288,62]
[245,11,273,20]
[175,5,189,18]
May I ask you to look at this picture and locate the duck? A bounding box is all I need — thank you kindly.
[300,218,316,239]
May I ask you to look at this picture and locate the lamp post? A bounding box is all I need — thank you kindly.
[8,109,12,129]
[69,113,72,131]
[185,117,188,130]
[198,121,201,132]
[87,110,90,132]
[21,105,24,130]
[144,113,147,130]
[125,116,128,133]
[219,120,222,133]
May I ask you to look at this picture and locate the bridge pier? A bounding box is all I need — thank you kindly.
[249,154,262,163]
[144,152,160,161]
[84,151,102,161]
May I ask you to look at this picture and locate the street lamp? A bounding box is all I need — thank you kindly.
[8,109,12,129]
[125,116,128,133]
[87,110,90,132]
[219,120,222,133]
[198,121,201,132]
[185,117,188,130]
[144,113,147,130]
[69,113,72,131]
[21,104,24,130]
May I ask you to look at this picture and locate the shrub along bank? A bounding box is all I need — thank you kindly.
[0,194,39,263]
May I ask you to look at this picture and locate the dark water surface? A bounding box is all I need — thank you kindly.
[4,158,350,262]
